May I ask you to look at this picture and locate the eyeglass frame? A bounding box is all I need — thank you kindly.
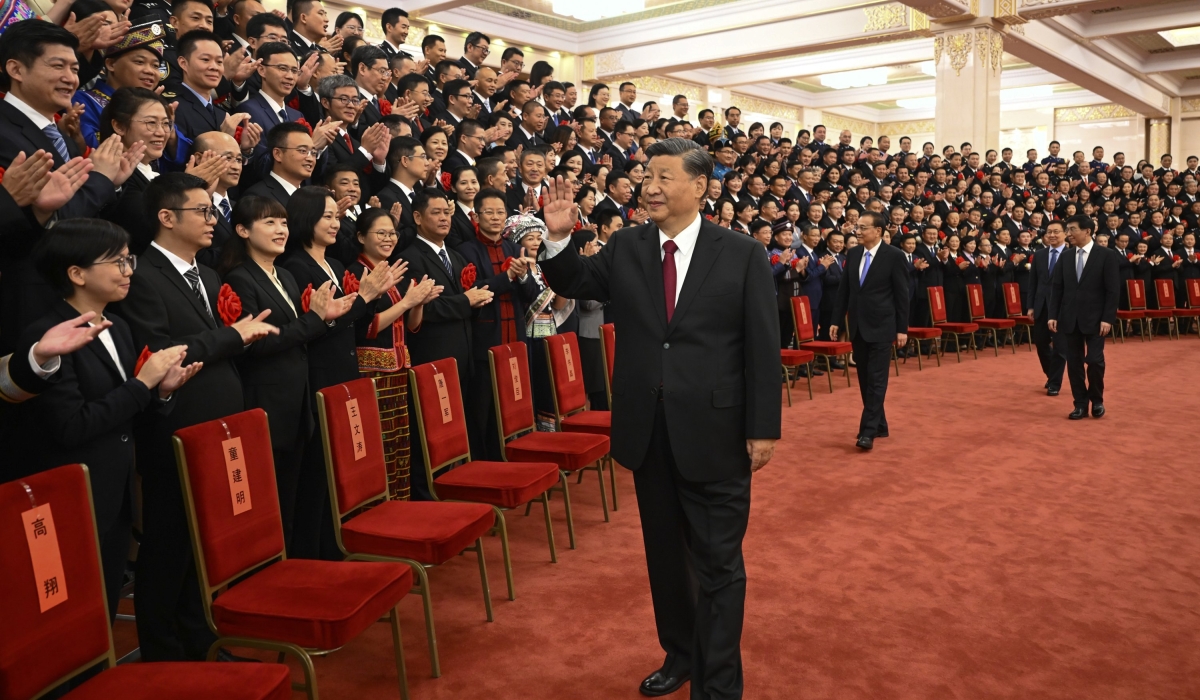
[367,228,398,239]
[276,146,318,158]
[263,62,302,76]
[91,254,138,275]
[169,206,220,222]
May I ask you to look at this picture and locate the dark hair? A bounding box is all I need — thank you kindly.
[143,172,211,232]
[529,60,554,87]
[455,117,484,142]
[605,171,630,194]
[350,44,387,80]
[172,0,212,18]
[543,80,565,97]
[386,135,422,173]
[69,0,110,19]
[267,121,309,159]
[474,187,505,211]
[595,209,623,230]
[177,29,222,60]
[644,137,713,180]
[476,156,505,183]
[450,165,478,190]
[1065,213,1094,232]
[588,83,609,107]
[286,185,335,251]
[443,78,471,102]
[464,31,489,51]
[245,11,287,40]
[421,34,444,52]
[724,106,740,117]
[334,11,362,30]
[98,87,168,141]
[859,211,886,229]
[290,0,317,22]
[219,196,289,275]
[396,71,426,97]
[500,46,523,62]
[255,40,293,64]
[434,58,457,81]
[34,219,130,297]
[0,18,79,91]
[412,188,451,214]
[381,7,408,32]
[322,161,361,187]
[356,208,394,248]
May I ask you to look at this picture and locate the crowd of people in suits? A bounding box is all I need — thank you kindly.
[0,0,1197,690]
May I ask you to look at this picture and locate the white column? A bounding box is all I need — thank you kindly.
[933,23,1003,152]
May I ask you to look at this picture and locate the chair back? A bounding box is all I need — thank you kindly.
[408,359,472,481]
[1002,282,1024,317]
[173,409,285,597]
[790,295,816,343]
[0,464,113,700]
[1127,279,1147,310]
[1187,278,1200,309]
[316,378,389,526]
[927,286,948,323]
[599,323,615,403]
[488,342,536,444]
[1154,278,1177,310]
[966,283,986,320]
[544,332,587,424]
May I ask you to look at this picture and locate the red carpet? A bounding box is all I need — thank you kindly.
[114,338,1200,699]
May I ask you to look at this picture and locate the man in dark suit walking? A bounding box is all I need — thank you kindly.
[1027,221,1068,396]
[829,211,909,450]
[1049,214,1119,419]
[538,138,779,700]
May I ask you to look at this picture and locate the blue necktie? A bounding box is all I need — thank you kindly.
[219,197,232,222]
[1049,248,1059,274]
[42,124,70,162]
[860,250,871,285]
[278,108,288,124]
[438,248,453,277]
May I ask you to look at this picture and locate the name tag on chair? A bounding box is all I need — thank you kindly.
[23,503,68,612]
[223,437,253,515]
[434,372,452,423]
[563,344,576,382]
[346,398,366,460]
[508,357,523,400]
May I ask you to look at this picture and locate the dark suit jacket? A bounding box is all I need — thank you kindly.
[456,56,480,80]
[442,150,474,177]
[223,260,329,447]
[373,181,419,252]
[402,238,477,386]
[1028,246,1065,318]
[831,242,909,343]
[165,81,229,141]
[448,205,476,250]
[505,183,545,216]
[243,174,295,208]
[506,127,544,151]
[241,92,305,158]
[454,236,539,361]
[604,143,631,173]
[539,219,779,481]
[99,168,156,255]
[1049,243,1119,335]
[327,132,390,196]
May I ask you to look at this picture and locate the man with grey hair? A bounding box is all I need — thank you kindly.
[317,73,392,192]
[537,137,780,699]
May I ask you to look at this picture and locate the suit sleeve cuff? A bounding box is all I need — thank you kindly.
[28,344,60,378]
[539,236,571,261]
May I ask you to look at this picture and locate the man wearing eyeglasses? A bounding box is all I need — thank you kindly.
[350,45,391,137]
[316,74,391,193]
[828,211,910,451]
[434,78,478,128]
[242,43,305,158]
[444,118,487,175]
[376,136,428,253]
[243,121,323,207]
[457,31,489,80]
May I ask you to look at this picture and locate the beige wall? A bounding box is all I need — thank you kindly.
[1181,118,1200,161]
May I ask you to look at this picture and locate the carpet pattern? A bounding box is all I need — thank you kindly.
[114,339,1200,699]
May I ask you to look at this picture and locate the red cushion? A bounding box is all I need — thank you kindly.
[65,662,291,700]
[211,559,411,650]
[1172,309,1200,317]
[780,349,815,365]
[340,501,495,564]
[433,460,561,508]
[1009,315,1034,324]
[936,322,980,333]
[544,333,588,415]
[561,410,611,436]
[975,318,1016,329]
[905,327,942,339]
[318,378,389,516]
[799,340,852,356]
[1116,310,1145,319]
[505,431,610,471]
[1144,309,1175,318]
[410,361,471,469]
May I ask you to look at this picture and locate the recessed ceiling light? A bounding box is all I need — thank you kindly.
[817,67,889,90]
[1159,25,1200,47]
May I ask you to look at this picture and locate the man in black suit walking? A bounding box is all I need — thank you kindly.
[538,138,779,700]
[829,210,909,450]
[1027,221,1068,396]
[1049,214,1119,419]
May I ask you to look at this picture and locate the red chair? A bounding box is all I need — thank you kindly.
[173,410,413,700]
[1125,279,1154,341]
[790,295,852,393]
[1001,282,1035,350]
[900,326,942,370]
[489,342,610,550]
[1183,278,1200,338]
[317,378,499,679]
[966,283,1016,356]
[0,464,292,700]
[927,286,979,361]
[780,348,815,405]
[544,332,617,517]
[1147,278,1179,339]
[600,322,616,407]
[408,358,564,580]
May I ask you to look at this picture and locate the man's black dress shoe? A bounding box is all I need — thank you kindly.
[829,359,846,370]
[856,436,874,450]
[1044,380,1050,389]
[1047,387,1059,396]
[640,666,689,697]
[1091,404,1105,418]
[876,430,888,438]
[1068,407,1088,420]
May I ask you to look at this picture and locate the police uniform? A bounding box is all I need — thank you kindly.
[73,22,169,149]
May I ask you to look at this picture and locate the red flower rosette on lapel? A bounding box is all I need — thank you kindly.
[789,256,803,270]
[0,167,5,184]
[1173,254,1182,262]
[770,253,781,266]
[217,283,242,326]
[572,219,582,232]
[501,256,515,272]
[301,283,314,313]
[287,95,300,110]
[460,263,477,290]
[342,270,360,295]
[440,171,452,190]
[537,194,544,208]
[134,346,152,375]
[296,118,312,135]
[1127,252,1135,260]
[379,99,393,116]
[234,125,244,144]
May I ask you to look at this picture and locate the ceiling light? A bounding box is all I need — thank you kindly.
[1159,25,1200,47]
[551,0,644,21]
[918,60,937,77]
[896,96,935,110]
[817,67,889,90]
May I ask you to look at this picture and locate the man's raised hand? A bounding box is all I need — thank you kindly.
[543,176,578,242]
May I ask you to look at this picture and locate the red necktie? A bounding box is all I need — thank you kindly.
[663,239,678,322]
[343,133,353,152]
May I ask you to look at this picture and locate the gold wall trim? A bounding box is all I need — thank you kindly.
[1054,104,1138,123]
[821,113,877,137]
[728,93,800,122]
[864,3,907,32]
[879,119,936,135]
[1183,98,1200,113]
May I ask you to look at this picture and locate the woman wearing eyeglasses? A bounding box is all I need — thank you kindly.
[16,219,201,622]
[348,209,441,499]
[219,196,359,553]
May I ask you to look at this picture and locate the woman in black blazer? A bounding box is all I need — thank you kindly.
[219,196,358,552]
[279,187,401,558]
[448,166,480,249]
[19,220,199,621]
[941,233,971,322]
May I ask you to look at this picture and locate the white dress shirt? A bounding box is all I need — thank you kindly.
[94,323,128,381]
[1075,239,1093,279]
[270,171,299,196]
[4,92,53,129]
[858,239,883,281]
[151,241,213,315]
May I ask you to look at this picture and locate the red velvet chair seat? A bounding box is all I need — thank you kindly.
[1116,310,1144,319]
[975,318,1016,329]
[505,432,610,471]
[340,501,495,564]
[65,662,291,700]
[905,327,942,339]
[433,460,562,508]
[211,559,412,649]
[561,410,611,436]
[935,322,979,333]
[1009,315,1034,324]
[799,340,852,355]
[780,349,815,365]
[1144,309,1174,318]
[1172,308,1200,317]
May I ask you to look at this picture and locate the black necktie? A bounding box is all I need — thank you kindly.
[438,248,453,277]
[183,266,213,318]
